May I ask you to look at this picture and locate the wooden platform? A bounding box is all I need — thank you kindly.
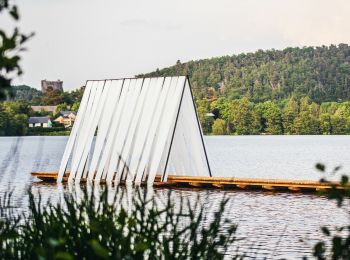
[31,172,340,193]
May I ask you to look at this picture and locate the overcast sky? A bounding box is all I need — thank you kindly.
[4,0,350,90]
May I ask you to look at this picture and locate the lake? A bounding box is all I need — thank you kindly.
[0,135,349,259]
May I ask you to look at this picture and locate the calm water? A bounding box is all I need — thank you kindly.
[0,135,349,259]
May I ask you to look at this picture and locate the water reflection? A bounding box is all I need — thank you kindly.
[0,136,349,259]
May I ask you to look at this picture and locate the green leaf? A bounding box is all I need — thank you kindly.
[54,252,73,260]
[134,241,148,252]
[48,238,60,247]
[341,175,348,185]
[9,5,19,20]
[313,242,325,257]
[333,166,342,172]
[321,227,330,236]
[315,163,325,172]
[89,239,109,259]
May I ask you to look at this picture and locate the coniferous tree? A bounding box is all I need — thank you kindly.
[283,97,299,134]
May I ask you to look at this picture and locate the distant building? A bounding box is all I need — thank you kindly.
[41,79,63,93]
[205,113,215,117]
[54,111,76,127]
[31,105,57,114]
[28,117,52,128]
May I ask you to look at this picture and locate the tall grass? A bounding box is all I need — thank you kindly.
[0,186,242,259]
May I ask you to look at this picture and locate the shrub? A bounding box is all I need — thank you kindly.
[312,164,350,259]
[0,187,242,259]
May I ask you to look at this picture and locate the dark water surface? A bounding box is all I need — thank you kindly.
[0,136,349,259]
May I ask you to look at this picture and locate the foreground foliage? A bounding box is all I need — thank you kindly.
[0,0,33,100]
[0,187,240,260]
[312,164,350,259]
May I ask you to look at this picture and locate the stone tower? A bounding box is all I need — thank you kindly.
[41,80,63,93]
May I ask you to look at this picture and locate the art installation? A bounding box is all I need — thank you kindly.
[57,76,211,184]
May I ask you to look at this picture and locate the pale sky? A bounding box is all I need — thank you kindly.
[4,0,350,90]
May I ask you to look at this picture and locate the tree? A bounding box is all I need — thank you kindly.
[196,99,213,134]
[229,97,259,135]
[71,102,80,112]
[56,102,68,112]
[0,102,29,136]
[299,96,311,112]
[283,97,299,134]
[0,104,10,135]
[41,87,64,105]
[141,44,350,103]
[255,101,283,134]
[70,86,85,103]
[294,111,321,135]
[331,115,349,135]
[212,119,228,135]
[319,113,332,135]
[0,1,34,100]
[210,97,231,122]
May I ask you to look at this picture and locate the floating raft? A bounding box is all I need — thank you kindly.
[31,172,340,193]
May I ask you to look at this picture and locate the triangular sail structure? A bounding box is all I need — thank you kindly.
[57,76,211,184]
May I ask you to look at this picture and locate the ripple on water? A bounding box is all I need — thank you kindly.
[0,136,349,259]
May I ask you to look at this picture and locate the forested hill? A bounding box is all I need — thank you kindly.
[139,44,350,103]
[11,85,42,102]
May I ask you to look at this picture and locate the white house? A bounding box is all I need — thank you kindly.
[28,117,52,128]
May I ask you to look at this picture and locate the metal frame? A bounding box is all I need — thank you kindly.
[162,76,212,180]
[187,75,212,177]
[161,78,187,182]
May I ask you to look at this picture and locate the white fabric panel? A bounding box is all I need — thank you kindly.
[96,79,131,181]
[57,76,211,184]
[106,78,143,182]
[114,78,152,182]
[164,112,191,176]
[75,80,106,181]
[57,81,93,182]
[82,153,90,179]
[70,83,98,166]
[156,77,188,181]
[147,76,186,184]
[164,81,211,179]
[69,82,99,181]
[87,80,123,180]
[136,77,173,182]
[132,77,165,184]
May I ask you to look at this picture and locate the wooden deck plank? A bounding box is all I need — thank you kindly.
[31,171,340,193]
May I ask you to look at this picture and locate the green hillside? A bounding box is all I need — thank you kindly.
[140,44,350,103]
[139,44,350,135]
[11,85,42,102]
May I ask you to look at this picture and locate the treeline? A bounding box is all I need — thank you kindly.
[2,44,350,136]
[198,97,350,135]
[140,44,350,103]
[0,102,30,135]
[0,86,84,136]
[11,85,42,102]
[11,85,84,107]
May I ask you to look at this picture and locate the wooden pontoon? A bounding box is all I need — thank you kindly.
[31,172,340,193]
